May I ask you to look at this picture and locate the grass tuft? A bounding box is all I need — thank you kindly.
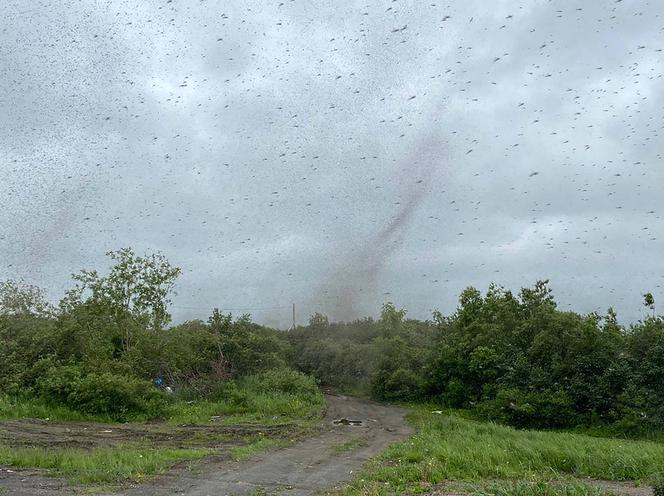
[333,437,369,454]
[229,437,289,461]
[0,445,208,483]
[0,396,117,422]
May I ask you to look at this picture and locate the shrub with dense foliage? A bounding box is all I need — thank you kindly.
[37,365,167,420]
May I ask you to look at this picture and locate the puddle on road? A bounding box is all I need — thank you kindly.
[333,418,363,426]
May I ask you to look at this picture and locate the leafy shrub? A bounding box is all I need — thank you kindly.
[370,331,430,402]
[38,366,168,420]
[220,381,251,408]
[477,388,578,429]
[37,365,83,404]
[0,315,57,394]
[288,336,376,391]
[241,368,319,398]
[371,367,425,402]
[69,372,168,419]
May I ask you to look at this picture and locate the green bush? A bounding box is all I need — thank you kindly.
[38,366,168,420]
[442,378,467,408]
[371,367,425,402]
[241,368,319,398]
[0,315,56,394]
[477,388,579,429]
[219,381,251,408]
[287,336,376,392]
[182,368,325,419]
[37,365,84,404]
[69,373,168,419]
[208,310,288,378]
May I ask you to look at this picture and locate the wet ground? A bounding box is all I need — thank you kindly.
[0,394,413,496]
[0,417,297,451]
[116,394,413,496]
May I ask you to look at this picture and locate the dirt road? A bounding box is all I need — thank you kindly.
[120,394,413,496]
[0,394,413,496]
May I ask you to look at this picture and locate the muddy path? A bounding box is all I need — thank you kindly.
[117,394,413,496]
[0,394,413,496]
[0,417,302,450]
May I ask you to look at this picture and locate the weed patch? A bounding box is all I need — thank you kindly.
[0,445,208,484]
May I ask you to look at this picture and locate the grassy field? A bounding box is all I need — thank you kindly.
[337,407,664,496]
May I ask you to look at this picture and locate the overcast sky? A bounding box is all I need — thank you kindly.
[1,0,663,327]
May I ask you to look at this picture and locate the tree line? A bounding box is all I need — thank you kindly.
[289,282,664,436]
[1,248,662,437]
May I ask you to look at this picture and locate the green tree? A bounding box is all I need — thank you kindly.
[379,302,406,337]
[308,312,329,328]
[644,293,656,317]
[63,248,181,350]
[209,310,286,377]
[0,279,55,318]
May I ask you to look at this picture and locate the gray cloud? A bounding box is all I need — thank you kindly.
[1,0,663,326]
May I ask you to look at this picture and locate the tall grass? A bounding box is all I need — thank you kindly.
[341,407,664,495]
[167,370,324,425]
[0,395,117,422]
[169,391,323,425]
